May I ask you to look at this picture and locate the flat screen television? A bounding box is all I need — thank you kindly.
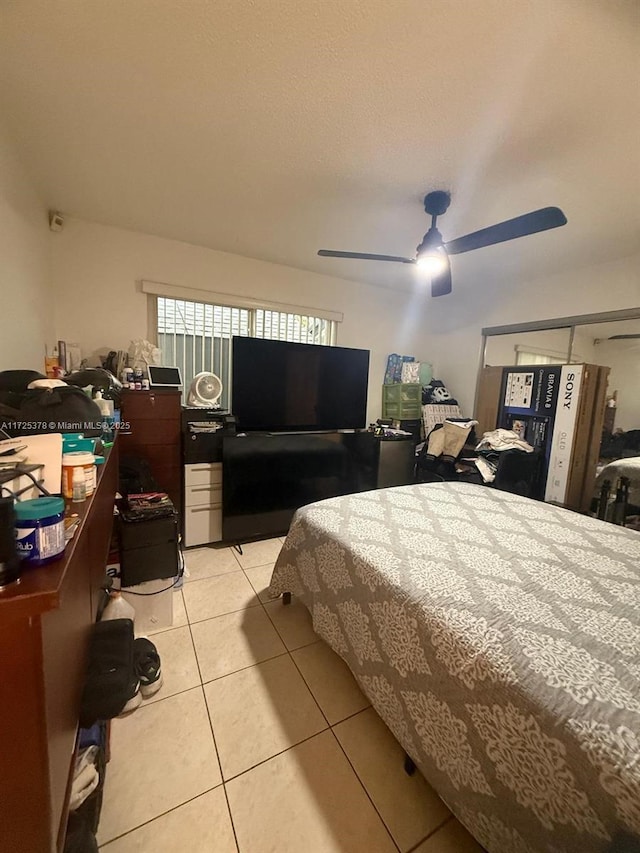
[232,337,370,432]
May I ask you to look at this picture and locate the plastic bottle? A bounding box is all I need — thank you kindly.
[101,590,135,623]
[94,390,114,418]
[72,466,87,503]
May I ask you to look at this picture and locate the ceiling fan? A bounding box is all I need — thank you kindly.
[318,191,567,297]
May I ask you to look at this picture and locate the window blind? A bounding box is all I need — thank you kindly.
[156,296,337,405]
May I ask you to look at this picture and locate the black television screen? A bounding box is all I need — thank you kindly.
[232,337,370,432]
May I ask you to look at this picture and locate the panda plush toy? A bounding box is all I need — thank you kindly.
[422,379,458,406]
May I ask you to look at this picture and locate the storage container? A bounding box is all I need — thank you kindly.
[15,497,66,565]
[382,383,422,419]
[121,579,174,635]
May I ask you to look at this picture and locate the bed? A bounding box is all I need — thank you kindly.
[268,482,640,853]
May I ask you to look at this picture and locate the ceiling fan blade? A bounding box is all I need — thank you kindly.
[444,207,567,256]
[318,249,415,264]
[430,254,452,297]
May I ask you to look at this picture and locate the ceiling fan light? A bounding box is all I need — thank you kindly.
[415,251,448,275]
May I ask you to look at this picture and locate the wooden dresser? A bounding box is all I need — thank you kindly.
[0,442,118,853]
[119,390,182,518]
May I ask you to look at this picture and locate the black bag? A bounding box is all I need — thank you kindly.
[11,385,103,436]
[79,619,135,728]
[63,811,98,853]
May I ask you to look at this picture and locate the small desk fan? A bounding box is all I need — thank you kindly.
[187,372,223,408]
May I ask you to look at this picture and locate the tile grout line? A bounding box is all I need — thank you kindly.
[220,723,332,785]
[139,547,402,851]
[101,546,294,851]
[183,598,262,627]
[97,783,227,850]
[200,648,291,686]
[139,657,370,722]
[281,624,400,849]
[199,681,242,853]
[326,726,402,853]
[211,587,396,849]
[327,703,372,727]
[405,815,454,852]
[113,546,435,853]
[182,594,228,805]
[186,586,242,853]
[285,628,332,725]
[257,586,409,853]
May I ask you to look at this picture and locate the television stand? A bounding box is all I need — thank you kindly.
[221,431,415,542]
[268,430,335,436]
[222,431,377,541]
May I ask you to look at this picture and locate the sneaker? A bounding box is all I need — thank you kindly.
[133,637,163,698]
[117,677,142,716]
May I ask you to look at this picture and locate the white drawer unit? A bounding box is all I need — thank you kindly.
[185,462,223,488]
[185,484,222,508]
[183,462,223,546]
[184,504,223,547]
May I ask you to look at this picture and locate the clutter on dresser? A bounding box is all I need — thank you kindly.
[14,497,66,565]
[44,340,82,378]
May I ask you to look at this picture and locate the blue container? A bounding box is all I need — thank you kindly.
[15,497,66,565]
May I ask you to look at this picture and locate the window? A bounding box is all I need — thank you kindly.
[515,351,562,366]
[514,345,585,366]
[156,297,337,407]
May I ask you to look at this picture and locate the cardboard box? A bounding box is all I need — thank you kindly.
[477,364,608,511]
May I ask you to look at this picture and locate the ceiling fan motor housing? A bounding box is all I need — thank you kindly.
[416,227,445,256]
[423,190,451,217]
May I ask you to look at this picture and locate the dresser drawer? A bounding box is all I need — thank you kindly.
[185,484,222,508]
[118,420,180,445]
[185,462,223,487]
[184,505,222,546]
[121,390,181,421]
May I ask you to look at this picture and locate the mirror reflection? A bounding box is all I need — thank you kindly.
[482,313,640,528]
[484,329,572,367]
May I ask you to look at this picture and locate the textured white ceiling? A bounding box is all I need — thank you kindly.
[1,0,638,294]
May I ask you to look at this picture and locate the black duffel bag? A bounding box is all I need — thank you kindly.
[6,384,103,436]
[80,619,136,728]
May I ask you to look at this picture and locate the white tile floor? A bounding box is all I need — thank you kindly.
[98,540,485,853]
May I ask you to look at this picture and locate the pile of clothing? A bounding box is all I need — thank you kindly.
[474,428,534,483]
[417,418,478,481]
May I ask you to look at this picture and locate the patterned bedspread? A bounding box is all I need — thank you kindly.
[268,482,640,853]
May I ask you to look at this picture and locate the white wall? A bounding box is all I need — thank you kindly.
[51,218,431,425]
[0,128,51,370]
[425,253,640,413]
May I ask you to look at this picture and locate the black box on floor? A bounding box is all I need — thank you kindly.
[118,514,179,586]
